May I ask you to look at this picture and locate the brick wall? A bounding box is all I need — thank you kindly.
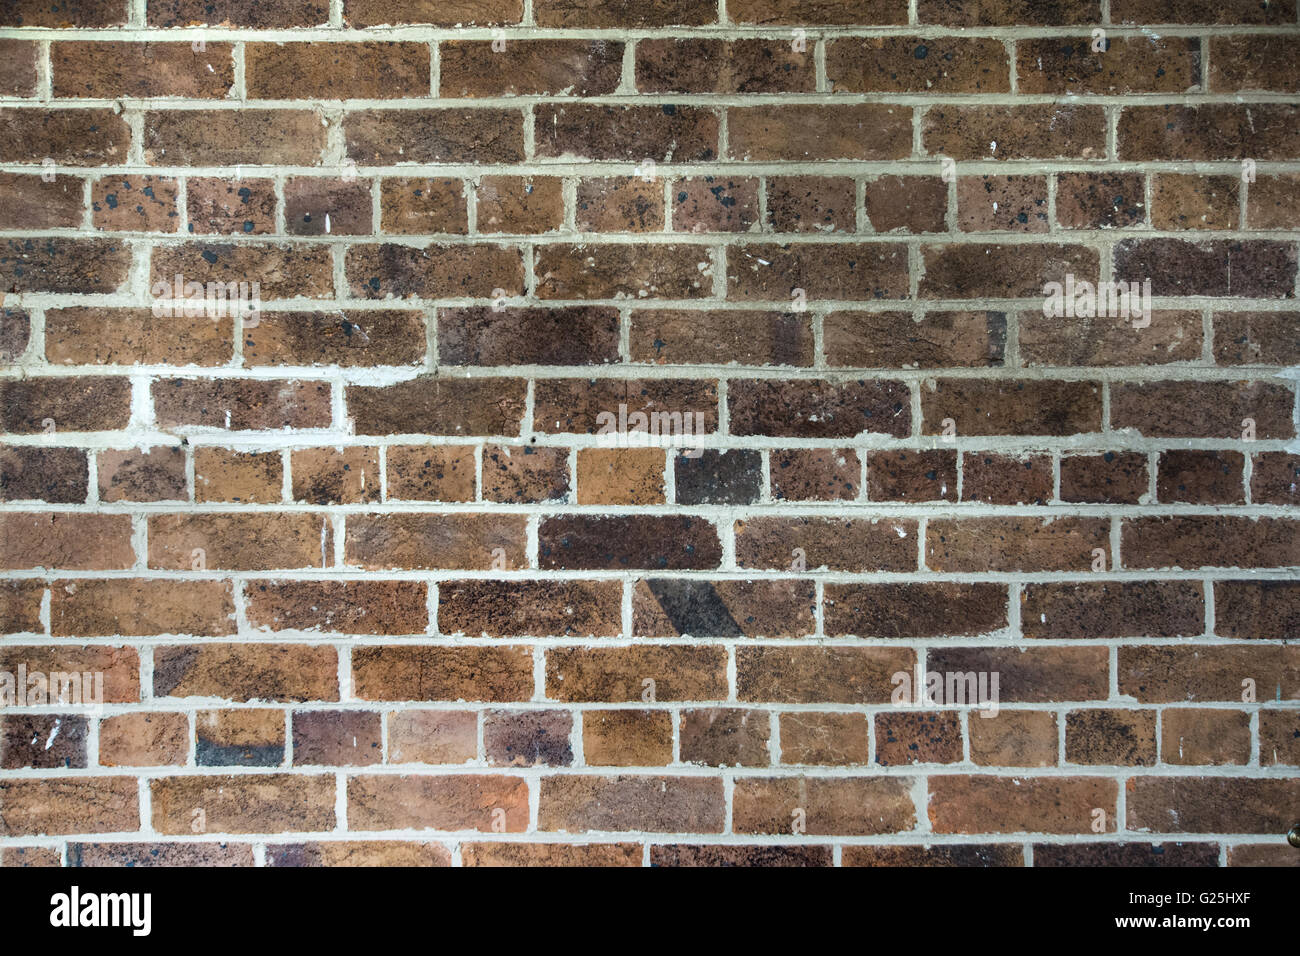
[0,0,1298,868]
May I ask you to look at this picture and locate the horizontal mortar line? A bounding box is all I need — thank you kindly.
[8,161,1300,175]
[3,25,1299,40]
[5,699,1295,711]
[10,93,1300,108]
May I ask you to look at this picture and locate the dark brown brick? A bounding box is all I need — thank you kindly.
[348,377,526,437]
[829,37,1009,93]
[53,41,234,98]
[729,105,910,161]
[1111,380,1294,439]
[962,453,1052,505]
[344,109,524,165]
[729,378,909,438]
[734,516,917,572]
[824,583,1008,638]
[1022,582,1203,640]
[0,446,88,503]
[439,306,619,366]
[922,380,1102,436]
[1060,452,1149,504]
[926,518,1111,573]
[867,449,957,501]
[539,515,721,571]
[442,40,622,96]
[536,104,718,161]
[923,105,1105,159]
[1157,450,1244,504]
[1017,37,1199,94]
[246,42,430,100]
[637,39,814,94]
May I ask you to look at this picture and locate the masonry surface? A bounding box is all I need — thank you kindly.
[0,0,1298,869]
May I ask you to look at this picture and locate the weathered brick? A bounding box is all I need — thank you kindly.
[829,37,1009,93]
[0,238,132,294]
[922,379,1102,436]
[576,448,666,505]
[0,778,139,836]
[730,379,910,438]
[196,709,284,767]
[637,39,814,94]
[1,714,88,769]
[779,712,870,766]
[485,710,573,767]
[926,646,1109,702]
[145,110,326,166]
[153,775,334,834]
[1019,311,1202,366]
[1111,380,1294,439]
[388,710,477,764]
[246,43,430,100]
[440,306,619,366]
[442,40,622,97]
[577,177,664,233]
[381,178,466,235]
[1059,452,1149,504]
[155,644,339,702]
[353,646,533,701]
[98,446,188,502]
[629,310,811,366]
[545,646,728,702]
[1127,779,1300,834]
[733,777,915,834]
[344,109,524,165]
[536,104,718,161]
[151,0,329,27]
[1119,645,1300,701]
[291,447,382,504]
[1214,311,1300,365]
[1065,709,1156,765]
[283,178,373,236]
[876,712,962,766]
[0,513,134,570]
[1157,449,1244,504]
[1162,709,1251,765]
[540,776,724,832]
[98,713,189,767]
[735,516,916,572]
[0,446,88,503]
[0,645,140,703]
[867,449,957,501]
[0,174,83,230]
[1214,580,1300,639]
[1055,172,1146,229]
[0,108,129,165]
[583,710,673,766]
[267,842,449,867]
[730,106,910,161]
[247,580,426,635]
[1246,175,1300,230]
[347,243,524,300]
[926,517,1110,572]
[52,579,235,637]
[957,175,1048,232]
[923,105,1105,159]
[1017,37,1199,94]
[346,0,521,27]
[385,445,476,502]
[439,580,622,637]
[1120,105,1300,161]
[539,515,721,570]
[770,448,859,501]
[46,307,233,367]
[969,711,1057,767]
[865,176,948,232]
[634,578,815,638]
[476,176,564,234]
[463,843,640,867]
[1152,174,1240,231]
[351,774,529,832]
[536,244,713,299]
[151,241,334,300]
[825,583,1007,638]
[736,646,916,704]
[962,453,1053,505]
[148,513,332,570]
[194,448,282,503]
[346,513,527,570]
[1022,581,1203,640]
[0,41,37,96]
[920,244,1099,298]
[929,776,1116,834]
[292,711,382,767]
[348,377,526,437]
[187,178,277,236]
[53,42,234,98]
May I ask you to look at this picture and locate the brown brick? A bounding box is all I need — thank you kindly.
[576,448,666,505]
[1214,581,1300,639]
[922,379,1101,436]
[1034,843,1218,867]
[290,447,381,505]
[673,448,761,505]
[583,710,673,766]
[629,310,812,366]
[729,378,910,438]
[0,108,129,165]
[733,777,915,835]
[1210,35,1300,92]
[770,448,859,501]
[679,709,770,767]
[246,42,429,99]
[969,711,1057,767]
[45,308,233,367]
[929,776,1116,834]
[1060,452,1149,504]
[380,178,466,235]
[53,41,234,98]
[825,311,1006,368]
[923,105,1105,159]
[535,0,712,27]
[52,579,235,637]
[1246,175,1300,230]
[151,242,334,301]
[196,709,285,767]
[538,378,708,439]
[638,39,813,94]
[926,517,1109,572]
[1227,845,1300,867]
[463,843,641,867]
[347,243,523,300]
[155,644,339,702]
[442,40,622,96]
[735,516,916,572]
[0,174,83,230]
[153,774,334,834]
[634,579,814,639]
[920,244,1099,299]
[829,37,1009,93]
[1252,453,1300,505]
[1017,37,1199,94]
[151,0,329,27]
[736,646,915,704]
[148,513,331,571]
[540,515,720,570]
[536,104,717,161]
[1115,239,1296,298]
[267,842,449,867]
[540,776,724,833]
[1120,105,1300,161]
[476,176,564,234]
[876,712,963,766]
[385,445,475,502]
[283,178,372,236]
[729,105,910,161]
[97,446,187,502]
[962,453,1053,505]
[864,176,948,232]
[0,779,139,836]
[349,774,528,832]
[1019,311,1202,366]
[1152,174,1240,231]
[485,710,572,767]
[1157,449,1244,504]
[1022,581,1203,640]
[1261,711,1300,766]
[919,0,1099,25]
[867,449,957,501]
[353,646,533,702]
[186,178,277,236]
[2,847,62,867]
[348,377,526,436]
[1055,172,1147,229]
[672,176,760,233]
[825,583,1007,638]
[0,237,132,295]
[1065,709,1156,766]
[440,306,619,366]
[536,243,713,299]
[0,580,44,633]
[844,845,1025,866]
[0,40,38,96]
[927,646,1109,702]
[346,0,522,27]
[654,845,833,866]
[1119,645,1300,702]
[1127,779,1300,834]
[766,176,855,234]
[0,513,134,570]
[194,448,282,503]
[545,646,728,702]
[293,711,382,767]
[957,175,1049,232]
[98,713,189,767]
[1112,0,1295,23]
[344,109,524,165]
[246,311,425,368]
[247,580,426,635]
[0,645,140,703]
[0,446,88,503]
[1,714,88,769]
[1114,380,1294,439]
[145,109,326,166]
[1163,709,1251,765]
[346,513,527,570]
[388,710,478,764]
[1213,311,1300,365]
[94,179,175,239]
[439,580,621,638]
[779,712,870,766]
